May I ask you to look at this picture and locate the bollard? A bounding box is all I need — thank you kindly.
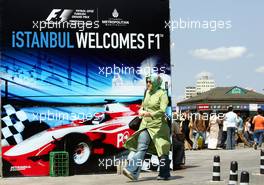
[212,155,221,181]
[261,149,264,174]
[240,171,249,185]
[229,161,238,185]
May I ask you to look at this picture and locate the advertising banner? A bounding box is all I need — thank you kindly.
[1,0,171,177]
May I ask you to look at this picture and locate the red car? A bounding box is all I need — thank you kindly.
[2,103,140,177]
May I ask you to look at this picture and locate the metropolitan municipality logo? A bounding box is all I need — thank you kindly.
[102,8,129,27]
[112,9,119,18]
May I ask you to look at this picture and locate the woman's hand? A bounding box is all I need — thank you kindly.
[139,110,145,117]
[143,112,152,117]
[139,111,151,117]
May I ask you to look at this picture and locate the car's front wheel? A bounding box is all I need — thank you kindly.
[73,141,91,165]
[64,134,91,175]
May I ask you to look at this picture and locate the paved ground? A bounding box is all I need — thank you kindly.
[1,147,263,185]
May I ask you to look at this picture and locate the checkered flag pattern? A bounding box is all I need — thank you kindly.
[1,104,29,146]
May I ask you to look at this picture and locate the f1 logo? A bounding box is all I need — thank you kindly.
[46,9,73,22]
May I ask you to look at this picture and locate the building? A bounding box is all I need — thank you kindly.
[185,86,196,99]
[184,75,215,99]
[178,86,264,115]
[196,75,215,95]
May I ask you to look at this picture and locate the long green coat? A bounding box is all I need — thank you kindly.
[124,89,171,157]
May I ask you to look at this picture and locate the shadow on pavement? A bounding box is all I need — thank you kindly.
[126,175,184,182]
[183,165,199,169]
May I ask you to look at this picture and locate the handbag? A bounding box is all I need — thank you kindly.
[129,116,142,131]
[129,89,147,131]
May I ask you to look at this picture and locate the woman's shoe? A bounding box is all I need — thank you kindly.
[123,168,137,181]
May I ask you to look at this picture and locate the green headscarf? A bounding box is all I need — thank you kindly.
[147,75,163,95]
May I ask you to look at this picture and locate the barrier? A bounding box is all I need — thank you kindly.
[240,171,249,185]
[212,155,221,181]
[229,161,238,185]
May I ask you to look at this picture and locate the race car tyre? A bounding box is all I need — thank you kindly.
[64,134,91,175]
[72,141,91,165]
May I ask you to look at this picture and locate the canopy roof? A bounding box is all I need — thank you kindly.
[178,86,264,106]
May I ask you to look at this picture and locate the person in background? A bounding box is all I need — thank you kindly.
[224,106,239,150]
[236,112,243,133]
[236,112,252,147]
[236,112,244,144]
[172,114,185,170]
[208,110,220,149]
[220,119,227,149]
[192,111,207,150]
[180,111,193,150]
[243,117,254,146]
[252,108,264,149]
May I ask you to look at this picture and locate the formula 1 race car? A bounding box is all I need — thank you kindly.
[2,103,140,177]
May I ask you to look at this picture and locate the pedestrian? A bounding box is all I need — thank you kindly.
[192,111,207,150]
[208,110,220,149]
[236,112,244,144]
[180,111,193,150]
[252,108,264,149]
[243,117,254,146]
[219,119,227,149]
[123,75,171,181]
[224,106,239,150]
[172,117,185,170]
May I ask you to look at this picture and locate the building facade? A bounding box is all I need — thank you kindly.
[184,75,215,99]
[196,75,215,95]
[185,86,196,99]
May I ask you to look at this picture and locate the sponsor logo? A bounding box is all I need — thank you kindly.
[46,9,73,22]
[10,166,31,171]
[32,9,99,31]
[112,9,119,18]
[197,104,210,111]
[46,9,97,22]
[117,131,130,148]
[102,8,129,27]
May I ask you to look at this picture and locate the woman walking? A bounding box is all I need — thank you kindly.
[208,111,220,149]
[123,75,171,181]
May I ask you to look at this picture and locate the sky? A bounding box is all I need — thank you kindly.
[170,0,264,105]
